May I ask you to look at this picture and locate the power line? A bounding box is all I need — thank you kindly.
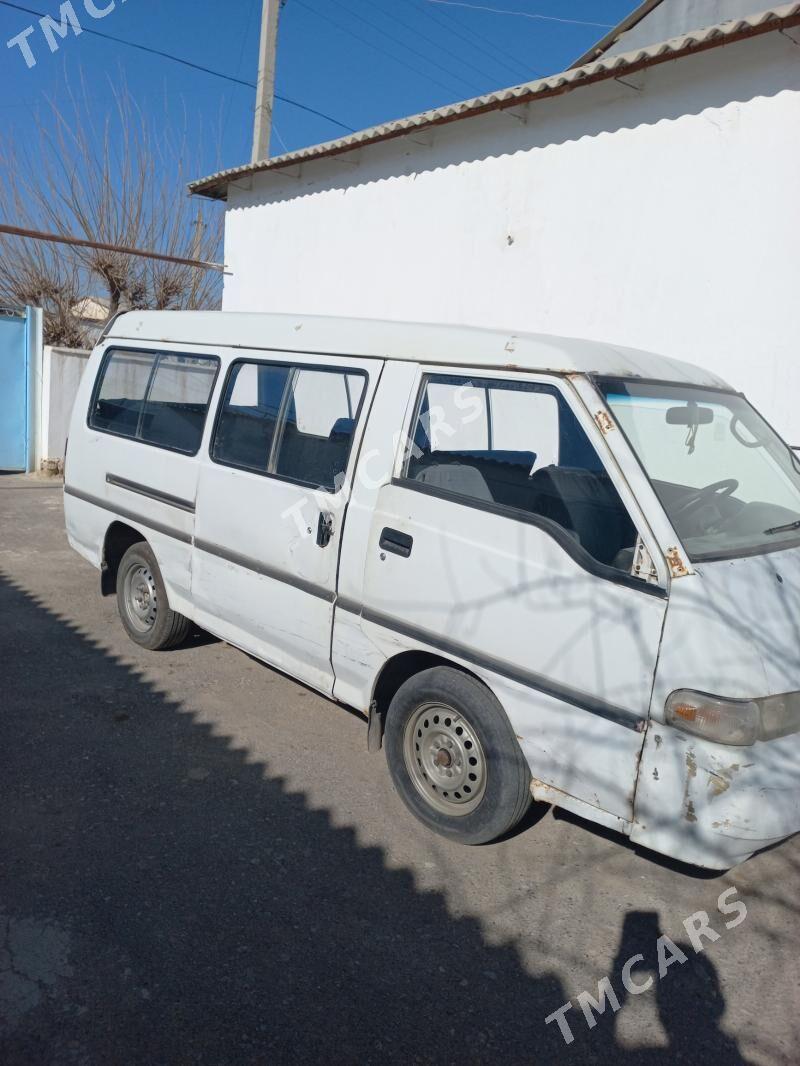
[425,1,614,28]
[293,0,469,100]
[380,0,509,86]
[412,0,545,81]
[326,0,478,94]
[0,0,355,132]
[411,0,535,82]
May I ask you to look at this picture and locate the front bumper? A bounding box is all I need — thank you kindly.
[630,722,800,869]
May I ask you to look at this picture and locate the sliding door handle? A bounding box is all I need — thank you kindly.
[380,527,413,558]
[317,511,335,548]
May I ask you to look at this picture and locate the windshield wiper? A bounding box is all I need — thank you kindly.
[764,519,800,535]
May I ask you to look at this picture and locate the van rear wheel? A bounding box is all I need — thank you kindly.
[384,666,531,845]
[116,542,191,651]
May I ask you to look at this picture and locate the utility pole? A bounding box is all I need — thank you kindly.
[252,0,281,163]
[189,211,206,309]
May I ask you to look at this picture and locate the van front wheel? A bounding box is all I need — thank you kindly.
[116,542,191,651]
[384,667,531,845]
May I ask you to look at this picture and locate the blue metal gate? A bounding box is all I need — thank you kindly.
[0,308,33,471]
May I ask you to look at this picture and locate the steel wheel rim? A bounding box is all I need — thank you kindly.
[403,702,487,817]
[123,563,158,633]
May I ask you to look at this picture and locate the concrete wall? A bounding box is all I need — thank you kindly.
[221,30,800,443]
[40,346,91,466]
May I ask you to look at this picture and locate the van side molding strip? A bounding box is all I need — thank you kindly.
[64,485,192,544]
[106,474,196,513]
[194,539,336,603]
[336,599,644,733]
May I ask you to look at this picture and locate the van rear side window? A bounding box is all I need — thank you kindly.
[211,360,367,492]
[212,362,292,473]
[90,350,153,438]
[89,348,219,455]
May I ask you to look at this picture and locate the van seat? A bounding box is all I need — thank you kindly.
[212,406,275,470]
[276,421,352,490]
[415,462,493,502]
[528,466,636,565]
[139,402,208,452]
[410,449,535,510]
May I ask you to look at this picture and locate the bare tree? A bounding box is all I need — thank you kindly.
[0,78,223,346]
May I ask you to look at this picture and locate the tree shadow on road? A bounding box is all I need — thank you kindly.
[0,572,749,1065]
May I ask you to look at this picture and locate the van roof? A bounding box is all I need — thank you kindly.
[107,311,731,389]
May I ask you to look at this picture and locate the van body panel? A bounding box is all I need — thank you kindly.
[191,350,383,694]
[104,311,731,390]
[332,360,422,709]
[64,342,212,604]
[359,481,665,820]
[632,547,800,867]
[631,724,800,869]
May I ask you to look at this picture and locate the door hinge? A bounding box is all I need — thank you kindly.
[594,410,615,435]
[666,546,689,578]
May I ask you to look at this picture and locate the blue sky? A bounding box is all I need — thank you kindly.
[1,0,635,182]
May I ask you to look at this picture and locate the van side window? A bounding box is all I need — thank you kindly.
[89,348,219,455]
[275,369,366,492]
[211,362,367,492]
[403,375,637,572]
[212,362,292,473]
[90,350,155,438]
[139,355,219,453]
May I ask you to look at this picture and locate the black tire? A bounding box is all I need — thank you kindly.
[384,666,531,845]
[116,542,191,651]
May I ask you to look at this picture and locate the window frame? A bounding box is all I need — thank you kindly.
[87,345,221,458]
[396,371,664,598]
[209,356,370,495]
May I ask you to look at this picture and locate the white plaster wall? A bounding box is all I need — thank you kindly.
[41,346,90,463]
[222,32,800,441]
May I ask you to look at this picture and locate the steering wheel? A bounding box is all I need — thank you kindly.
[673,479,739,520]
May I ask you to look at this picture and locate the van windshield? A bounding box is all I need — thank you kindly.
[600,380,800,561]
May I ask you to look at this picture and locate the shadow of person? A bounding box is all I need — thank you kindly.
[589,911,750,1065]
[655,939,748,1064]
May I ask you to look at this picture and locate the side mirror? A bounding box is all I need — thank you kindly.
[666,405,714,426]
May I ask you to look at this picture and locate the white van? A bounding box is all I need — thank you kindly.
[64,312,800,870]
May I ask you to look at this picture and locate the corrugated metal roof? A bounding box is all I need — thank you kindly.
[190,3,800,201]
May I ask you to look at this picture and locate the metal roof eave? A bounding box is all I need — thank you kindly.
[189,3,800,202]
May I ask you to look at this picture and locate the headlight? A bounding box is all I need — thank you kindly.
[665,689,800,745]
[666,691,759,746]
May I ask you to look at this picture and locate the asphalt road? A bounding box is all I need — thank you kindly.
[1,475,798,1065]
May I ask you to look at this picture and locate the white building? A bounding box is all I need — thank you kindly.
[191,1,800,440]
